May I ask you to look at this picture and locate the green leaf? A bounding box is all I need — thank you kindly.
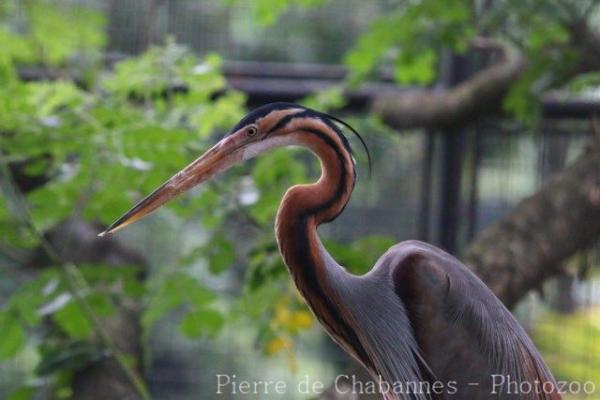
[87,293,115,317]
[37,341,106,376]
[394,49,437,85]
[250,149,308,224]
[77,264,141,286]
[0,26,34,65]
[0,310,25,360]
[301,86,346,111]
[528,23,568,50]
[27,2,106,65]
[27,81,86,118]
[122,277,146,298]
[566,72,600,93]
[247,241,286,291]
[325,235,396,274]
[344,0,473,85]
[192,91,246,137]
[171,274,217,307]
[239,0,326,26]
[9,270,58,327]
[180,308,224,339]
[207,234,236,274]
[344,11,403,83]
[142,272,216,332]
[7,387,36,400]
[503,57,546,123]
[52,301,93,340]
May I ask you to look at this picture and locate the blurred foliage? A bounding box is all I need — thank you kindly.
[300,85,347,112]
[0,265,143,395]
[344,0,474,86]
[0,1,243,395]
[2,0,597,397]
[0,0,398,396]
[0,0,104,68]
[250,0,598,123]
[534,308,600,389]
[226,0,326,26]
[567,72,600,94]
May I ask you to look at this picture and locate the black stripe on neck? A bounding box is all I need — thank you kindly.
[292,217,374,371]
[302,127,355,223]
[283,126,372,369]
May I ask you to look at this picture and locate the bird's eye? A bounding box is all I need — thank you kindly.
[246,125,258,137]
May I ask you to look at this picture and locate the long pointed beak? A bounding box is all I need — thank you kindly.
[98,136,242,237]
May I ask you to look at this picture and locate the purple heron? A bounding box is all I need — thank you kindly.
[100,103,560,399]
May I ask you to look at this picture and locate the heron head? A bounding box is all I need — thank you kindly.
[98,103,319,236]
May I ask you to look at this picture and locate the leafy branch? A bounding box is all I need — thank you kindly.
[0,155,151,400]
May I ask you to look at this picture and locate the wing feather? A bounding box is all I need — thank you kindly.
[388,241,561,400]
[323,240,561,399]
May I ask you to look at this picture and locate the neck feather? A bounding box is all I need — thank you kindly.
[274,120,355,284]
[273,120,373,368]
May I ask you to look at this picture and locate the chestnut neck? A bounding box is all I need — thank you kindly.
[273,127,370,365]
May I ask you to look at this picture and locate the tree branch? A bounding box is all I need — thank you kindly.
[568,21,600,74]
[372,39,526,130]
[463,140,600,309]
[372,22,600,131]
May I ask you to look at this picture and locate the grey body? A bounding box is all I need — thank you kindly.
[324,240,558,400]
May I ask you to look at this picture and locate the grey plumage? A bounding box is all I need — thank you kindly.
[323,240,559,400]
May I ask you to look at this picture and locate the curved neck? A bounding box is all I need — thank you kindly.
[277,128,355,229]
[274,125,355,282]
[273,123,373,367]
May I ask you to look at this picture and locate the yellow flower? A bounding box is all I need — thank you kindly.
[266,336,291,355]
[273,304,291,327]
[289,310,313,331]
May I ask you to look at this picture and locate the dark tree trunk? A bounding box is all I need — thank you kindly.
[553,275,577,314]
[463,141,600,308]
